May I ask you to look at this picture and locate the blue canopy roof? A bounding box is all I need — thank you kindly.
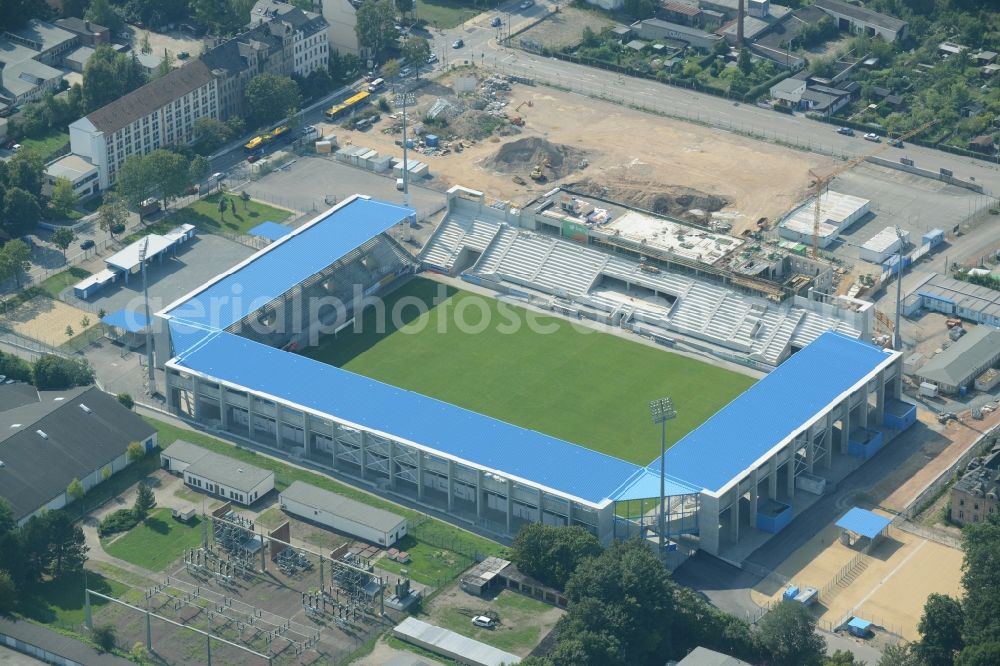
[248,221,294,241]
[101,309,148,333]
[848,617,872,631]
[163,197,412,332]
[650,332,893,495]
[173,332,645,505]
[836,507,891,539]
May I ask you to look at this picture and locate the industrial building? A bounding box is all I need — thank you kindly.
[0,385,157,525]
[72,225,196,299]
[152,195,912,562]
[279,480,408,546]
[914,326,1000,395]
[813,0,908,42]
[393,617,520,666]
[778,191,871,249]
[859,227,909,264]
[162,442,274,506]
[905,273,1000,327]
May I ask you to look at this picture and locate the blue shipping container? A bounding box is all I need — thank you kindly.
[425,134,439,147]
[922,229,944,248]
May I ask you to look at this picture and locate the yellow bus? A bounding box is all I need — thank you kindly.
[324,91,371,120]
[244,125,292,152]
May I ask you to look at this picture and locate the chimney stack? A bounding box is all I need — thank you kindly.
[737,0,745,46]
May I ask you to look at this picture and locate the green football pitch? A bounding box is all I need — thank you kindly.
[301,277,756,465]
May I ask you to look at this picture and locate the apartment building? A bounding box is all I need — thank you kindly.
[68,60,220,189]
[249,0,329,76]
[952,444,1000,526]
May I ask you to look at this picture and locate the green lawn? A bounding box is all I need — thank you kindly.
[432,589,555,654]
[19,128,70,161]
[415,0,481,29]
[302,278,755,465]
[171,191,292,236]
[378,535,473,586]
[38,267,91,299]
[103,508,204,571]
[18,570,128,632]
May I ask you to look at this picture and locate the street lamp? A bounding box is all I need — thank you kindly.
[650,397,676,556]
[139,238,155,396]
[893,225,904,351]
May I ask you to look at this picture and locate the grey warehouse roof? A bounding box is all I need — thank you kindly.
[917,326,1000,387]
[162,439,211,466]
[184,450,273,492]
[280,480,405,532]
[813,0,906,32]
[677,646,755,665]
[916,273,1000,321]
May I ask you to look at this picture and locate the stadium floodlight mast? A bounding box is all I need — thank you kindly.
[650,397,677,557]
[139,238,155,395]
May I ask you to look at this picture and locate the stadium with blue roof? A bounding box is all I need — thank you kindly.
[155,194,915,560]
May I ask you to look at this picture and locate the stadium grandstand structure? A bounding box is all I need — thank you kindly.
[420,202,869,368]
[155,195,911,562]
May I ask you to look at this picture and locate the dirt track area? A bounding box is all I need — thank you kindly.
[8,297,97,347]
[327,78,831,233]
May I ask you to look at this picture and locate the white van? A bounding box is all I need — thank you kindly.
[368,78,385,92]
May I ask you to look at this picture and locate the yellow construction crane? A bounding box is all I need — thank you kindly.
[809,120,939,258]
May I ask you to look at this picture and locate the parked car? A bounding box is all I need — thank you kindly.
[79,239,95,250]
[888,137,903,147]
[491,16,502,27]
[177,51,190,60]
[427,53,438,63]
[519,0,533,8]
[247,154,260,163]
[110,223,126,234]
[836,127,854,136]
[11,143,21,151]
[863,132,881,142]
[399,66,413,78]
[471,616,495,628]
[453,38,464,48]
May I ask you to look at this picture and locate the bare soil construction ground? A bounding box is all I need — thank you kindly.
[7,296,98,347]
[325,76,830,234]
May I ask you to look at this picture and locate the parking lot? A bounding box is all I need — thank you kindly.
[239,157,448,223]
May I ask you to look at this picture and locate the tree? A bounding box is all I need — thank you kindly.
[917,593,965,666]
[957,642,1000,666]
[381,58,401,80]
[193,118,233,153]
[131,643,149,661]
[738,48,752,75]
[511,524,601,590]
[119,393,136,411]
[564,539,676,664]
[0,571,15,616]
[218,196,228,221]
[66,477,85,502]
[0,498,14,536]
[51,227,75,264]
[127,443,146,464]
[33,354,94,390]
[45,511,87,577]
[85,0,123,33]
[755,602,826,666]
[0,239,32,288]
[82,45,146,112]
[144,149,189,206]
[102,466,112,481]
[140,32,151,54]
[92,624,117,653]
[876,643,923,666]
[355,0,397,57]
[7,151,44,198]
[50,178,78,218]
[154,49,175,78]
[190,0,242,35]
[240,191,250,209]
[960,516,1000,644]
[97,191,128,238]
[396,0,413,17]
[824,650,864,666]
[133,482,156,520]
[245,73,302,127]
[3,188,41,237]
[623,0,657,19]
[116,154,156,208]
[80,315,89,328]
[402,35,431,72]
[65,324,74,338]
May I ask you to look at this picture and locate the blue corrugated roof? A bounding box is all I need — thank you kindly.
[102,309,148,333]
[649,333,893,495]
[836,507,891,539]
[173,332,645,504]
[248,221,294,241]
[610,469,701,501]
[163,197,411,331]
